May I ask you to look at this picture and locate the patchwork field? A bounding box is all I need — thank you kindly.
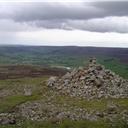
[0,46,128,79]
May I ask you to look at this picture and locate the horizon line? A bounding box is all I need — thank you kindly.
[0,44,128,48]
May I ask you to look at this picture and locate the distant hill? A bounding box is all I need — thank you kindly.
[0,45,127,64]
[0,45,128,78]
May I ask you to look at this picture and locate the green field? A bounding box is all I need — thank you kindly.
[1,55,127,78]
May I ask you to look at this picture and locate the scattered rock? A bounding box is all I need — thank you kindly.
[96,112,104,118]
[0,113,16,125]
[24,88,32,96]
[47,76,57,87]
[106,103,118,114]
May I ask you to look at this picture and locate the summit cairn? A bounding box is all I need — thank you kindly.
[47,58,128,99]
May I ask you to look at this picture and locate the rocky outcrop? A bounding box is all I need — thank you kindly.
[17,100,128,122]
[47,58,128,99]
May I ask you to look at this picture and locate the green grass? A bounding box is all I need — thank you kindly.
[0,77,47,113]
[0,94,41,113]
[21,120,108,128]
[98,58,128,79]
[0,119,127,128]
[53,95,128,111]
[0,76,48,90]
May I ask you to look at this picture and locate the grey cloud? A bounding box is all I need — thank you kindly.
[29,19,73,30]
[30,16,128,33]
[0,2,107,21]
[12,3,102,21]
[92,1,128,17]
[1,1,128,33]
[1,1,128,21]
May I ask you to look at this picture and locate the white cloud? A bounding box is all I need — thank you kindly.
[0,0,126,2]
[14,29,128,47]
[0,19,39,32]
[66,16,128,33]
[0,17,128,48]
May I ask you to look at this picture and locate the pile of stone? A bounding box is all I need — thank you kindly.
[47,58,128,99]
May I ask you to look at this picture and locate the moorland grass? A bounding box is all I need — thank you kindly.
[0,77,128,128]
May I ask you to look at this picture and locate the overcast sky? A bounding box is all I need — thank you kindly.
[0,0,128,47]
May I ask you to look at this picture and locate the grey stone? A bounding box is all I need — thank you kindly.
[0,113,16,125]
